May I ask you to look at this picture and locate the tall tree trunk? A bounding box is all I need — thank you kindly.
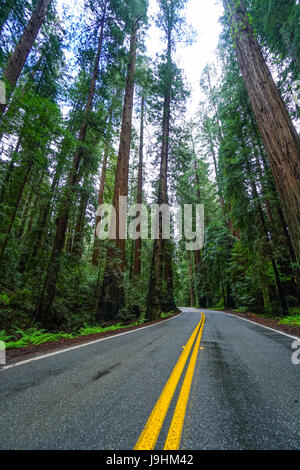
[146,26,176,320]
[0,0,51,115]
[36,9,106,326]
[193,155,203,260]
[133,94,144,277]
[162,240,177,311]
[192,156,207,307]
[193,250,200,306]
[91,141,110,266]
[31,151,67,259]
[32,104,81,259]
[254,133,300,296]
[0,162,32,263]
[223,0,300,266]
[0,0,11,34]
[16,189,33,239]
[251,142,300,300]
[249,108,300,289]
[97,20,138,321]
[246,160,289,316]
[71,177,89,259]
[18,168,45,242]
[0,137,21,204]
[92,102,115,266]
[188,251,195,307]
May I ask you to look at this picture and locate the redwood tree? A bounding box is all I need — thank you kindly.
[0,0,51,114]
[146,0,187,320]
[133,94,145,277]
[36,3,108,326]
[97,18,140,320]
[223,0,300,266]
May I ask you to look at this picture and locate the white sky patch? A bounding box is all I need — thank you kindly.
[142,0,223,193]
[179,0,223,115]
[56,0,223,119]
[55,0,223,200]
[146,0,223,117]
[56,0,84,19]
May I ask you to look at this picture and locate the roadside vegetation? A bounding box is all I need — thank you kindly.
[0,310,178,350]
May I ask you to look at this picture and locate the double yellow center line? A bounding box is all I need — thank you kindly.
[134,312,206,450]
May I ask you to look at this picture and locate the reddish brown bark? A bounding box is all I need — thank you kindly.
[110,21,138,270]
[259,149,300,298]
[147,26,176,320]
[71,183,89,259]
[92,99,116,266]
[0,162,31,263]
[246,159,289,316]
[146,87,171,316]
[91,141,110,266]
[36,8,107,326]
[133,94,145,277]
[188,251,195,307]
[0,0,51,114]
[224,0,300,266]
[97,20,138,321]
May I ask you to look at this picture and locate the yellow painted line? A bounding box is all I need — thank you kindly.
[164,314,206,450]
[134,315,204,450]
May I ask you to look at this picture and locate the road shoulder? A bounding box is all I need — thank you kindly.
[216,308,300,339]
[2,311,182,368]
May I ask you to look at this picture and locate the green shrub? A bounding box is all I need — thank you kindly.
[0,293,10,306]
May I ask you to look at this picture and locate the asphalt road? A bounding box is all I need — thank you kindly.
[0,308,299,450]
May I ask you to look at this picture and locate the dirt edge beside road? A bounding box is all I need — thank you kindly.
[220,309,300,338]
[4,310,181,366]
